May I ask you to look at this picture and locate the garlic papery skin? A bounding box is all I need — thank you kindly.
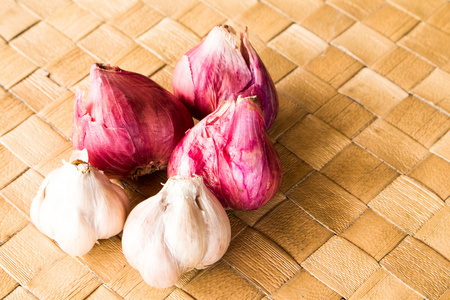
[72,63,194,179]
[168,96,282,211]
[172,25,278,130]
[122,175,231,288]
[30,151,130,257]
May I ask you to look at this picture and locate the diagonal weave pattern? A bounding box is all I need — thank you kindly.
[0,0,450,299]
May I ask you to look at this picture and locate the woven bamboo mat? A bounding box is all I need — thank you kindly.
[0,0,450,299]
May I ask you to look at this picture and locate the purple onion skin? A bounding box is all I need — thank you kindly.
[172,25,278,130]
[73,63,194,179]
[167,96,282,211]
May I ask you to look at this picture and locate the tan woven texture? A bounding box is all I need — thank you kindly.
[1,0,450,299]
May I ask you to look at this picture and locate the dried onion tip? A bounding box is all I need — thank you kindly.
[172,25,278,130]
[72,63,194,178]
[168,96,282,210]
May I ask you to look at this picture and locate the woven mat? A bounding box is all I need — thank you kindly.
[1,0,450,299]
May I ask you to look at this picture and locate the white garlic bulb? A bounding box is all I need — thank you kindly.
[30,150,130,257]
[122,175,231,288]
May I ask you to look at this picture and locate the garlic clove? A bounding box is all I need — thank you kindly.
[123,197,182,288]
[30,152,130,257]
[121,196,164,270]
[168,96,282,211]
[195,181,231,267]
[172,25,278,129]
[162,178,206,268]
[122,175,231,288]
[141,225,181,288]
[89,171,130,239]
[52,208,98,257]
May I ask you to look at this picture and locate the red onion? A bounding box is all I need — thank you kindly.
[72,63,194,178]
[167,96,282,210]
[172,25,278,130]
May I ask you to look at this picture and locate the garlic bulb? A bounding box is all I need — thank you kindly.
[172,25,278,130]
[72,63,194,179]
[122,175,231,288]
[30,150,130,257]
[168,96,282,210]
